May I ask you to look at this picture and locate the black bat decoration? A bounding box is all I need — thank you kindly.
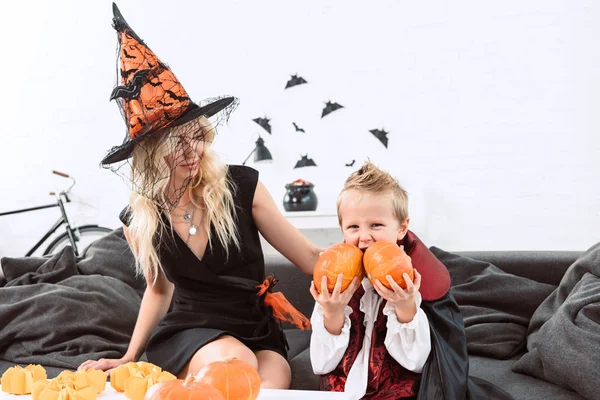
[131,116,146,129]
[122,48,136,59]
[285,74,308,89]
[110,69,150,100]
[345,159,355,167]
[120,68,137,80]
[294,155,317,168]
[253,117,272,134]
[157,100,173,107]
[165,89,190,102]
[321,101,344,118]
[292,122,305,133]
[369,128,389,148]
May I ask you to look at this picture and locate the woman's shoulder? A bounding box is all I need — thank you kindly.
[226,164,259,192]
[226,165,260,209]
[227,164,259,182]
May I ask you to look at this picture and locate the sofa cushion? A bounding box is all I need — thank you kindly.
[526,242,600,349]
[289,348,320,391]
[456,251,582,286]
[284,329,311,360]
[513,272,600,399]
[469,355,585,400]
[432,247,556,359]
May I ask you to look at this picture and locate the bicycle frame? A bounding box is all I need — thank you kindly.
[0,193,77,256]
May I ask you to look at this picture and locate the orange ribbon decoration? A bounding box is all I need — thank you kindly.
[256,276,311,330]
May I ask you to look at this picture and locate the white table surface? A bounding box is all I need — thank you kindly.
[0,382,350,399]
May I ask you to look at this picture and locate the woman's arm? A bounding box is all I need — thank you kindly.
[252,180,323,275]
[79,225,174,371]
[122,273,174,362]
[121,224,174,362]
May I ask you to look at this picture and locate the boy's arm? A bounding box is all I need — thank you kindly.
[382,292,432,373]
[309,302,353,375]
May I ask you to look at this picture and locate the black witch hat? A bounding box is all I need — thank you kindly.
[101,3,238,166]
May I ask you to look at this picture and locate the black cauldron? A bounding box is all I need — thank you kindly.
[283,180,318,212]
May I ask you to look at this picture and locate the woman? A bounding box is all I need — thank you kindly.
[79,4,321,389]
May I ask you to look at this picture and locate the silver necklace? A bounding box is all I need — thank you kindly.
[171,204,198,237]
[187,206,198,236]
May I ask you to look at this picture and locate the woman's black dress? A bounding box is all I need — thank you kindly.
[120,165,287,375]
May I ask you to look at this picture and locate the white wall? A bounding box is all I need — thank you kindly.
[1,0,599,258]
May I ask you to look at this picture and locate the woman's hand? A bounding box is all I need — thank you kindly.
[77,356,131,374]
[310,274,360,335]
[374,269,422,323]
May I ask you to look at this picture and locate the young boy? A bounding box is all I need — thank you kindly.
[310,161,434,399]
[309,160,502,400]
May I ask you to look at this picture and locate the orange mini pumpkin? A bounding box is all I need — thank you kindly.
[1,364,47,395]
[195,358,260,400]
[364,241,414,289]
[313,243,364,293]
[144,374,223,400]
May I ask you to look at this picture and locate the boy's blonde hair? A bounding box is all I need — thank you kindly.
[336,161,409,225]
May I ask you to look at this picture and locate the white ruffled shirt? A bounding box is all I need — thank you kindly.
[309,278,431,400]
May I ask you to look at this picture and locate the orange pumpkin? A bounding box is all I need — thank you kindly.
[364,241,414,289]
[144,374,223,400]
[195,358,260,400]
[1,364,47,395]
[313,243,364,293]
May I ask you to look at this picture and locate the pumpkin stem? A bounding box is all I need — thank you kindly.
[183,373,196,387]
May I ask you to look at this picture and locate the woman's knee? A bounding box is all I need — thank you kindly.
[180,335,258,378]
[256,350,291,389]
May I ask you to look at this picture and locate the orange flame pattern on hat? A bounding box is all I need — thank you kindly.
[111,21,191,140]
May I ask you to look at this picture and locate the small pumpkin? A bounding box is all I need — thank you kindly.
[313,243,364,293]
[364,241,414,289]
[195,358,260,400]
[31,369,106,400]
[110,361,176,400]
[32,380,97,400]
[1,364,47,395]
[124,371,177,400]
[110,361,165,392]
[144,374,223,400]
[54,369,106,393]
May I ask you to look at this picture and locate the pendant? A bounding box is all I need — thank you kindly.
[189,225,198,236]
[184,212,192,222]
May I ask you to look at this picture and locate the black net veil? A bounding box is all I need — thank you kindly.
[105,103,238,213]
[100,3,239,212]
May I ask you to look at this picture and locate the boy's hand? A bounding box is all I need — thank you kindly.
[310,274,360,335]
[374,269,422,323]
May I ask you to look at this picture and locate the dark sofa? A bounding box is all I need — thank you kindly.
[1,229,593,399]
[265,251,588,400]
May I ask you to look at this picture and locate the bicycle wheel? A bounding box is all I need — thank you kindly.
[43,225,113,256]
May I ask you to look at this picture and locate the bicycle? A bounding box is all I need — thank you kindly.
[0,170,113,257]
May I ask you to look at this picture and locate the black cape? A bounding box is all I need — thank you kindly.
[418,292,514,400]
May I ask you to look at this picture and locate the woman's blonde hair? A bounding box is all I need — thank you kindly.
[336,161,409,225]
[126,116,239,284]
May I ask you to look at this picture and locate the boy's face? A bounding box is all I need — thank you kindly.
[339,189,408,251]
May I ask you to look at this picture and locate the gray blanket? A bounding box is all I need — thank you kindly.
[512,242,600,399]
[430,247,556,360]
[0,229,143,370]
